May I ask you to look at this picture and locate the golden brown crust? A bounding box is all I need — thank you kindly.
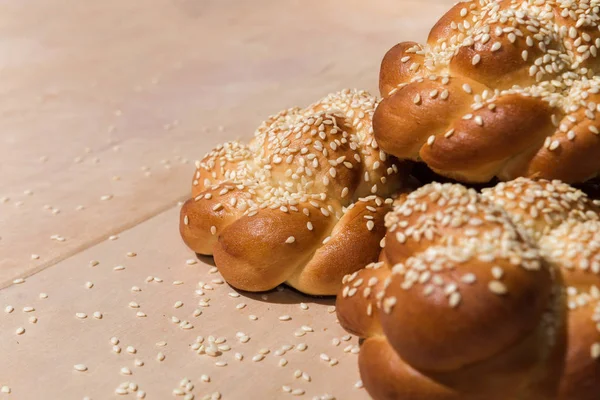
[558,288,600,400]
[358,336,458,400]
[337,177,599,400]
[287,198,390,295]
[179,89,409,295]
[375,0,600,184]
[335,262,389,337]
[379,42,422,97]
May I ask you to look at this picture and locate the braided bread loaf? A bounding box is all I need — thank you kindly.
[336,178,600,400]
[179,89,409,295]
[374,0,600,184]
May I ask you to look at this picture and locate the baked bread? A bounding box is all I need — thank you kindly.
[337,178,600,400]
[483,178,600,400]
[374,0,600,184]
[179,89,408,295]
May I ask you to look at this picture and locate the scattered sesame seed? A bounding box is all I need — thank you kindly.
[296,343,308,352]
[74,364,88,372]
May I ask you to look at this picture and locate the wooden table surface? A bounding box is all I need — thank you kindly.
[0,1,455,398]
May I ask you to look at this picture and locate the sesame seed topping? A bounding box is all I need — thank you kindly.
[488,280,508,295]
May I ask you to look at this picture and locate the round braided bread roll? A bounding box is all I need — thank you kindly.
[179,89,409,295]
[374,0,600,184]
[337,178,600,400]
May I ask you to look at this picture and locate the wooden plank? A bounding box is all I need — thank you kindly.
[0,0,451,286]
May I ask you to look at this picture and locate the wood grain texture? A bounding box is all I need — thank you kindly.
[0,0,458,398]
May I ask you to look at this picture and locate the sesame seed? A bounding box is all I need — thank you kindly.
[74,364,88,372]
[279,315,291,321]
[461,273,476,284]
[488,280,508,295]
[591,343,600,359]
[5,305,14,313]
[366,220,375,231]
[449,292,461,308]
[285,236,296,244]
[15,327,25,335]
[491,266,504,279]
[296,343,307,351]
[427,135,435,146]
[491,42,502,52]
